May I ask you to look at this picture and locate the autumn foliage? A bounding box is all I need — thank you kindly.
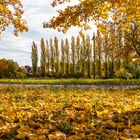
[0,59,26,78]
[0,0,28,35]
[44,0,140,34]
[0,87,140,139]
[32,29,140,79]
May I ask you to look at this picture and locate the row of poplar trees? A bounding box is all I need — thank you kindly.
[31,25,140,79]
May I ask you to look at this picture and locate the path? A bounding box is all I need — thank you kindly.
[0,83,139,89]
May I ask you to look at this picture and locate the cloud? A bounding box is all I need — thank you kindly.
[0,31,37,66]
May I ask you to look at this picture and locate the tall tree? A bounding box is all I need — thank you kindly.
[61,39,66,76]
[126,23,140,56]
[86,34,92,78]
[31,41,38,76]
[50,38,55,75]
[71,36,76,75]
[115,27,123,70]
[103,33,109,79]
[76,35,82,73]
[40,38,46,77]
[54,36,60,76]
[92,33,96,79]
[109,26,116,78]
[46,40,50,75]
[65,38,70,75]
[96,30,102,79]
[80,32,87,78]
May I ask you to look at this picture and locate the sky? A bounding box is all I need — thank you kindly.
[0,0,96,66]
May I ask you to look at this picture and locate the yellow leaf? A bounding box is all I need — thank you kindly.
[131,125,140,132]
[16,133,26,139]
[120,136,132,140]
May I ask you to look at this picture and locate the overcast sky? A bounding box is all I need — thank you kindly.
[0,0,96,66]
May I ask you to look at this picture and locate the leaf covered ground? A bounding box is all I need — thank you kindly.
[0,86,140,140]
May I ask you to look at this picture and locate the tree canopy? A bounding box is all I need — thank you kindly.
[43,0,140,33]
[0,0,28,35]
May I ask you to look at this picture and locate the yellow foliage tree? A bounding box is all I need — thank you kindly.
[0,0,28,35]
[44,0,140,33]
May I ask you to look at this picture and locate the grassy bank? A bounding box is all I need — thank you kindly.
[0,87,140,139]
[0,78,140,85]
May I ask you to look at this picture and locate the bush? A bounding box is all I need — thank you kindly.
[16,72,26,79]
[126,67,140,79]
[115,68,133,79]
[66,72,83,79]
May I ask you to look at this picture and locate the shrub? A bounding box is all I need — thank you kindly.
[115,68,133,79]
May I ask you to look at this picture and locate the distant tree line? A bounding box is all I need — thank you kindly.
[32,24,140,79]
[0,59,26,78]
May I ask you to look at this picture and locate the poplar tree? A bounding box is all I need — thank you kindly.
[61,39,66,76]
[92,33,96,79]
[54,36,60,77]
[115,28,123,71]
[31,41,38,76]
[86,35,92,78]
[109,27,116,78]
[65,38,70,75]
[80,32,87,78]
[71,36,76,75]
[50,39,55,75]
[46,40,50,75]
[76,36,82,73]
[96,30,102,79]
[40,38,46,77]
[103,34,109,79]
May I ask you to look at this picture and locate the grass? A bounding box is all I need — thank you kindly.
[0,86,140,139]
[0,78,140,85]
